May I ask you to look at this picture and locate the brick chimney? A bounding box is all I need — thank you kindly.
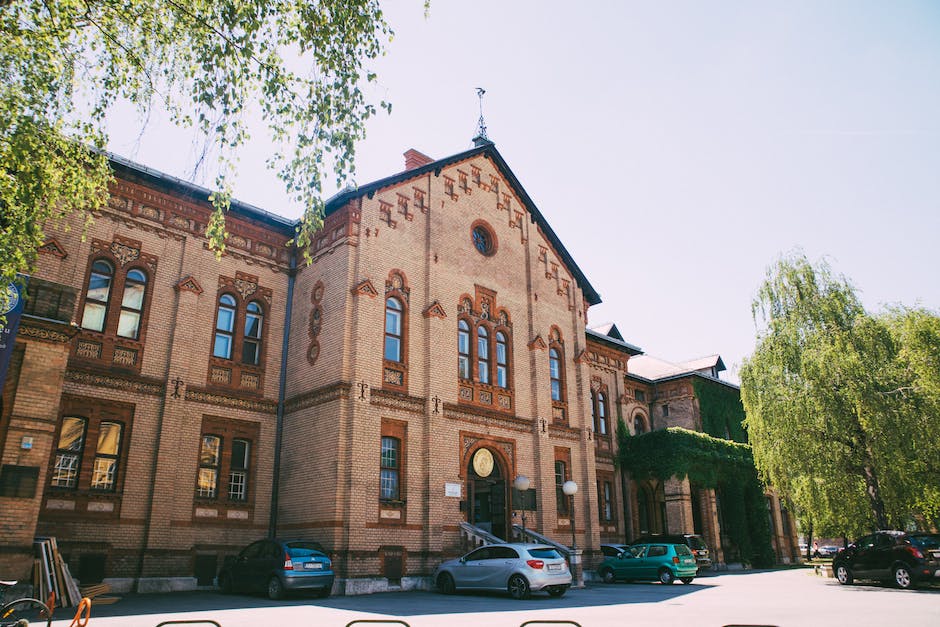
[403,149,434,171]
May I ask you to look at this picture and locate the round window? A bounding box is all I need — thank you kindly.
[472,224,495,256]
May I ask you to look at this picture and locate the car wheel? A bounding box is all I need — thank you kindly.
[437,572,456,595]
[658,568,675,585]
[547,585,568,597]
[680,577,694,585]
[267,576,285,600]
[893,565,913,590]
[219,573,233,594]
[599,566,616,584]
[508,574,531,600]
[835,564,853,585]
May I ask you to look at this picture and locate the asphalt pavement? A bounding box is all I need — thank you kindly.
[43,567,940,627]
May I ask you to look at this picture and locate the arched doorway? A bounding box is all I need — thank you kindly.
[466,447,508,541]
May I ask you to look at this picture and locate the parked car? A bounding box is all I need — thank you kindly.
[600,543,630,558]
[218,538,334,600]
[631,533,712,572]
[818,545,840,558]
[434,543,571,599]
[597,542,698,585]
[833,530,940,590]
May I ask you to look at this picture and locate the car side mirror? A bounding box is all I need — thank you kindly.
[460,557,467,564]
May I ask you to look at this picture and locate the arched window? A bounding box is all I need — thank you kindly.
[495,331,508,388]
[634,413,648,434]
[117,268,147,339]
[384,297,403,362]
[213,294,237,359]
[242,301,263,365]
[458,320,471,380]
[477,325,490,384]
[81,260,114,332]
[549,347,563,401]
[597,392,608,436]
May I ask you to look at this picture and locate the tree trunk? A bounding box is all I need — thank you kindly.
[805,520,814,560]
[862,462,888,530]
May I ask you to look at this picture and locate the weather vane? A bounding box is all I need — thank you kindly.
[475,87,488,140]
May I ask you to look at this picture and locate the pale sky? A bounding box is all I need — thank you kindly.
[106,1,940,382]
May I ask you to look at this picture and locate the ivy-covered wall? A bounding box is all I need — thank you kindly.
[617,427,775,567]
[692,377,748,443]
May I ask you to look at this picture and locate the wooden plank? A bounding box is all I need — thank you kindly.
[61,562,81,607]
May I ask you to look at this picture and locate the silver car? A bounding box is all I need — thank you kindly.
[434,543,571,599]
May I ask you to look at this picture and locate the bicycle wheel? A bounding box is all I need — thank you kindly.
[0,597,53,627]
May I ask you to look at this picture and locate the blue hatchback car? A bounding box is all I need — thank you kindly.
[218,538,334,599]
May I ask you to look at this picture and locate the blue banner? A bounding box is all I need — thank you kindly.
[0,277,27,392]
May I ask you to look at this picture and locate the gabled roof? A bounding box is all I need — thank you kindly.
[586,324,643,355]
[590,322,623,341]
[678,355,726,374]
[323,142,601,305]
[629,353,727,381]
[106,151,296,234]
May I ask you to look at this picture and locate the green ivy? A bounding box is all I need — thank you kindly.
[692,378,748,443]
[617,427,775,567]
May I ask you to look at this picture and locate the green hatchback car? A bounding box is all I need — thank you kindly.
[597,542,698,585]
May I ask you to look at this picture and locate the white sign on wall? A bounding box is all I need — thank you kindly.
[445,482,462,498]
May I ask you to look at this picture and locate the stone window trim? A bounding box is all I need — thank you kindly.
[43,396,135,519]
[207,285,270,396]
[382,271,410,391]
[548,327,568,424]
[73,249,156,373]
[456,313,514,413]
[470,219,498,257]
[379,418,407,525]
[193,415,259,521]
[633,411,650,435]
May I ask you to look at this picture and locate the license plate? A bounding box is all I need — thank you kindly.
[304,562,323,570]
[548,564,562,572]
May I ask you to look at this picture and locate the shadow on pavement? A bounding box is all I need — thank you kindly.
[78,581,708,621]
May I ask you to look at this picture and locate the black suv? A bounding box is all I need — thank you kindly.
[631,534,711,572]
[833,530,940,589]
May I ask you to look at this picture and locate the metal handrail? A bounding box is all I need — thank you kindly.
[511,524,572,558]
[459,521,505,546]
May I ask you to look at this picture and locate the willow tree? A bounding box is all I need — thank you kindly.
[1,0,396,314]
[740,254,940,536]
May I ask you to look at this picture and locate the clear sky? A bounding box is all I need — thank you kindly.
[106,1,940,381]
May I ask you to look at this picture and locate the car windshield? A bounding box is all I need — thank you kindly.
[284,541,326,557]
[528,547,561,559]
[675,544,693,556]
[910,535,940,550]
[686,536,707,550]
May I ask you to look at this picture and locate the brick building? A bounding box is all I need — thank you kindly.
[0,137,797,594]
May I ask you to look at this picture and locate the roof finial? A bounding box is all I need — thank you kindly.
[472,87,492,147]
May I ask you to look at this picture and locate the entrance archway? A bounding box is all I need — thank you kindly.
[466,447,509,541]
